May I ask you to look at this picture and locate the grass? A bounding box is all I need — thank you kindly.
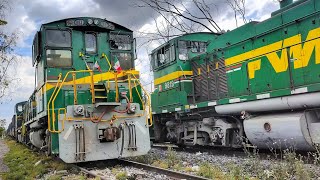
[150,147,183,171]
[115,171,128,180]
[196,162,226,179]
[111,166,129,180]
[1,139,76,180]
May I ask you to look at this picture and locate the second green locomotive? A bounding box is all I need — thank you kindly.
[151,0,320,151]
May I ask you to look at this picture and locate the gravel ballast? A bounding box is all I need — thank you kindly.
[130,147,320,179]
[89,166,172,180]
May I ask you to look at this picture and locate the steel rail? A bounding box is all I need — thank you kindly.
[117,159,210,180]
[75,158,209,180]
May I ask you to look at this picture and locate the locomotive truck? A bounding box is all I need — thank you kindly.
[7,17,152,163]
[151,0,320,151]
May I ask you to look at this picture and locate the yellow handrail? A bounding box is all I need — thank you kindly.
[128,73,133,102]
[102,53,112,72]
[101,53,112,96]
[47,69,152,133]
[47,73,62,132]
[72,72,77,105]
[131,73,153,127]
[48,70,94,133]
[115,73,119,102]
[90,71,95,104]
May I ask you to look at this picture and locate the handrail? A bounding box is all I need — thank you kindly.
[48,70,94,133]
[130,73,153,127]
[90,71,95,104]
[47,69,152,133]
[115,73,119,102]
[101,53,112,96]
[128,73,133,102]
[72,72,77,105]
[47,73,62,132]
[101,53,112,72]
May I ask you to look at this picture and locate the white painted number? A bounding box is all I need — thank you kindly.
[164,81,174,89]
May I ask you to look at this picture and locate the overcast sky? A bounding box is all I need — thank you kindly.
[0,0,280,127]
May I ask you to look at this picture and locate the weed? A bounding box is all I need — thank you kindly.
[111,165,122,174]
[184,167,193,172]
[148,147,182,170]
[152,160,169,169]
[166,147,180,168]
[115,172,128,180]
[196,162,226,179]
[309,143,320,165]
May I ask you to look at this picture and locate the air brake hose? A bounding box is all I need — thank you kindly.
[90,110,106,123]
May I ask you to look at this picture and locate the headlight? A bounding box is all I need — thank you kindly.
[87,19,93,25]
[94,19,99,25]
[73,105,85,116]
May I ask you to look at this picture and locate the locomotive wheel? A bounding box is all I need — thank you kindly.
[153,115,166,142]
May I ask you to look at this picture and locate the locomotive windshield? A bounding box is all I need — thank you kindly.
[17,105,23,112]
[46,50,72,67]
[112,52,132,70]
[109,32,134,70]
[178,40,207,60]
[151,44,175,69]
[109,33,132,50]
[46,30,71,47]
[45,29,72,67]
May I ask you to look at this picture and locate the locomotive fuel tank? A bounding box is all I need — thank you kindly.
[215,91,320,115]
[244,110,320,151]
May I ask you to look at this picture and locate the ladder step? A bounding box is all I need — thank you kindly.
[95,96,108,99]
[94,89,105,92]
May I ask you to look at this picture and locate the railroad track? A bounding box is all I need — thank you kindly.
[76,159,209,180]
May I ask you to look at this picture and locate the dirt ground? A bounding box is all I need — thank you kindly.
[0,138,9,180]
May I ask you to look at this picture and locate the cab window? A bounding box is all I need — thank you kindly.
[32,32,41,65]
[191,41,206,53]
[109,33,132,50]
[151,44,175,69]
[178,40,207,60]
[45,29,72,67]
[112,52,132,70]
[178,41,188,60]
[85,33,97,53]
[17,105,23,112]
[46,30,71,47]
[46,50,72,67]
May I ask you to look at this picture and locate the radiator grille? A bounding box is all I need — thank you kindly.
[191,56,228,103]
[216,58,228,98]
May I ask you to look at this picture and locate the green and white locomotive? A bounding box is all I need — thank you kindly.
[151,0,320,151]
[11,17,151,163]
